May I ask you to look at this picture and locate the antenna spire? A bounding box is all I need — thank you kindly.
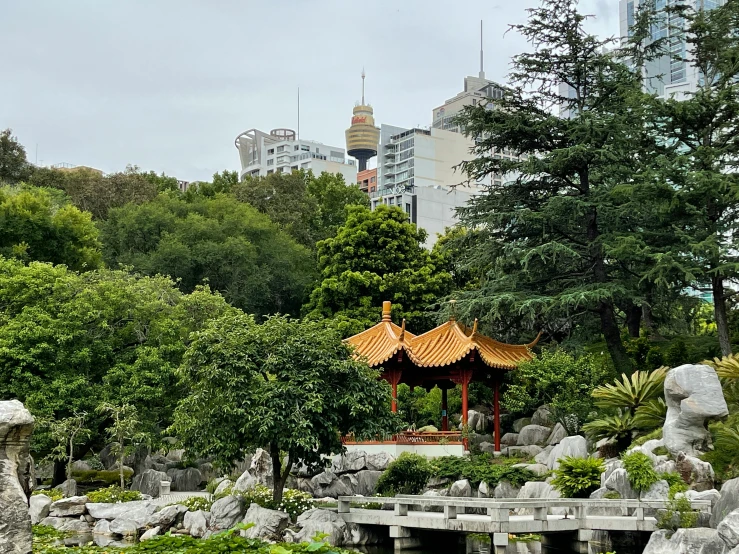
[361,68,366,105]
[479,20,485,79]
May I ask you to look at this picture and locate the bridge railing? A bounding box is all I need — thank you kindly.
[337,495,713,522]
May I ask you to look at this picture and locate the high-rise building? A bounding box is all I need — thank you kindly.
[357,168,377,194]
[345,71,380,172]
[234,128,357,183]
[620,0,725,97]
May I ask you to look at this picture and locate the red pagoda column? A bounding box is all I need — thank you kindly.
[386,368,402,413]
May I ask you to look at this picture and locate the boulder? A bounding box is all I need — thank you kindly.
[516,463,549,477]
[641,480,669,502]
[547,423,567,446]
[40,516,91,534]
[516,481,562,514]
[49,495,88,517]
[166,449,185,462]
[493,480,520,499]
[147,504,187,529]
[55,479,77,498]
[449,479,472,497]
[545,435,588,470]
[588,487,628,517]
[678,488,722,509]
[86,500,157,523]
[501,433,519,447]
[109,517,139,537]
[241,503,290,541]
[210,495,246,531]
[604,468,638,499]
[531,405,554,427]
[29,494,52,524]
[198,462,218,484]
[517,425,552,446]
[234,469,258,492]
[513,418,531,433]
[342,470,382,496]
[718,508,739,550]
[365,451,394,471]
[466,410,486,432]
[479,442,497,455]
[332,450,366,474]
[534,446,554,465]
[478,482,490,498]
[140,526,161,541]
[93,519,112,535]
[663,364,729,457]
[505,445,543,458]
[71,460,92,472]
[712,477,739,528]
[643,528,727,554]
[184,509,210,538]
[601,459,623,487]
[284,508,348,546]
[167,467,202,492]
[310,470,352,498]
[0,400,35,554]
[131,469,169,498]
[344,522,384,546]
[676,452,715,492]
[249,448,273,487]
[214,479,233,495]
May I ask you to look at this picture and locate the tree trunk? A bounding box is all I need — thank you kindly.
[713,275,732,356]
[624,302,642,338]
[270,444,290,505]
[119,445,125,489]
[600,301,633,374]
[67,436,74,480]
[642,295,661,339]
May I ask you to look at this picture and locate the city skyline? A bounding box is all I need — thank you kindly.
[0,0,617,182]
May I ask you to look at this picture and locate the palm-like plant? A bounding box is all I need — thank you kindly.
[633,397,667,430]
[704,353,739,381]
[581,410,636,451]
[591,366,668,413]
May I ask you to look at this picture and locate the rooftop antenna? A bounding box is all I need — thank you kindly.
[479,20,485,79]
[297,86,300,141]
[361,68,366,105]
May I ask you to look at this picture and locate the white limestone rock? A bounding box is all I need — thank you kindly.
[109,517,139,537]
[512,418,531,433]
[55,479,77,498]
[516,481,563,515]
[449,479,472,497]
[241,503,290,541]
[332,450,366,474]
[166,467,202,491]
[234,469,258,492]
[86,500,157,523]
[140,526,161,541]
[184,509,210,538]
[601,458,623,487]
[676,452,716,492]
[545,435,588,470]
[493,480,521,499]
[641,480,669,502]
[713,478,739,528]
[248,448,273,488]
[477,481,490,498]
[604,468,638,499]
[547,423,567,446]
[517,424,553,446]
[718,508,739,550]
[209,495,246,531]
[214,479,233,495]
[531,405,554,427]
[147,503,187,528]
[41,516,91,534]
[534,445,554,465]
[49,495,88,517]
[677,488,722,509]
[501,433,519,446]
[0,400,35,554]
[29,494,52,524]
[131,469,169,498]
[642,528,728,554]
[505,445,544,458]
[663,364,729,457]
[284,508,348,546]
[93,519,112,535]
[365,451,394,471]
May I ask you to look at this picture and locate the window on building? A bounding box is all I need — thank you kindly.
[267,159,274,166]
[388,197,395,206]
[294,145,299,151]
[276,146,285,153]
[301,145,309,151]
[267,169,274,175]
[315,147,320,153]
[405,203,411,215]
[267,149,274,155]
[370,176,376,183]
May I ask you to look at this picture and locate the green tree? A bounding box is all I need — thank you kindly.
[0,257,232,481]
[304,205,453,336]
[0,128,30,183]
[98,403,147,488]
[503,350,611,433]
[453,0,659,373]
[0,185,102,270]
[100,193,314,316]
[172,313,401,503]
[42,412,91,481]
[640,0,739,356]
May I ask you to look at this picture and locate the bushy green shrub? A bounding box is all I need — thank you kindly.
[212,484,313,520]
[205,478,223,495]
[660,472,688,498]
[551,457,605,498]
[32,489,62,501]
[604,491,621,499]
[429,454,540,488]
[656,495,698,531]
[175,496,213,512]
[376,453,434,495]
[275,488,314,520]
[71,469,134,486]
[622,451,659,492]
[86,485,141,503]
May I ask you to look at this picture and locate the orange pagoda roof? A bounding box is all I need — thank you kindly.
[346,301,415,367]
[346,302,540,370]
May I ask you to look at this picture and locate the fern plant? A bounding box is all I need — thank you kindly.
[633,397,667,430]
[592,367,667,412]
[622,451,659,492]
[582,410,636,451]
[551,456,605,498]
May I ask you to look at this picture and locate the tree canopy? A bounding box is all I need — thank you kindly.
[304,204,453,336]
[0,128,30,183]
[0,257,233,469]
[99,193,315,317]
[0,185,102,271]
[171,313,400,502]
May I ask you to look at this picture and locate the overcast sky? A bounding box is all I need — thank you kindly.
[1,0,618,182]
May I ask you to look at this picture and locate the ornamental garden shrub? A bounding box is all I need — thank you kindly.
[622,451,660,492]
[86,485,141,503]
[551,456,605,498]
[175,496,213,512]
[31,489,62,501]
[212,484,313,520]
[376,452,434,495]
[431,454,540,488]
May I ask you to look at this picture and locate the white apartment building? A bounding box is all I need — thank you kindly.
[431,75,506,133]
[234,128,357,183]
[619,0,725,98]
